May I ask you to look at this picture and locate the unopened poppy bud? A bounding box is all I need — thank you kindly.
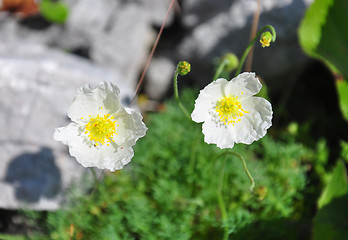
[260,31,273,48]
[221,53,239,72]
[176,61,191,76]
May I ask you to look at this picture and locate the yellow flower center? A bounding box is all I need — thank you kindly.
[84,114,118,146]
[260,36,271,48]
[215,95,249,125]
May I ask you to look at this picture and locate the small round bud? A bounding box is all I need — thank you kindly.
[176,61,191,76]
[221,53,239,72]
[260,31,273,48]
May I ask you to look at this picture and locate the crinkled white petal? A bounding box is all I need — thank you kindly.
[234,97,272,144]
[54,122,136,171]
[201,96,272,149]
[191,78,226,123]
[227,72,262,97]
[68,82,121,122]
[192,73,272,149]
[217,97,272,147]
[111,107,148,147]
[54,122,79,145]
[54,81,147,171]
[202,119,235,149]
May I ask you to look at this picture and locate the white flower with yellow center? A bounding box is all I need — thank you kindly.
[54,82,147,171]
[191,72,272,149]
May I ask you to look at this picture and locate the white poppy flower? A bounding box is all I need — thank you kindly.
[54,82,147,171]
[191,72,272,149]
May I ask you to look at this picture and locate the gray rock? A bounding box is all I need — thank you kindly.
[145,57,176,100]
[0,42,131,210]
[90,3,155,88]
[136,0,174,27]
[0,0,173,210]
[66,0,118,37]
[0,0,158,90]
[55,0,156,89]
[0,13,63,46]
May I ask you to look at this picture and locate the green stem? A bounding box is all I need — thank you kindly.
[213,58,229,81]
[215,151,255,239]
[173,71,191,120]
[217,157,229,240]
[90,168,98,182]
[89,168,103,196]
[229,152,255,192]
[216,151,255,192]
[235,25,276,77]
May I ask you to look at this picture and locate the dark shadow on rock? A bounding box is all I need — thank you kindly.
[19,14,52,30]
[4,147,61,203]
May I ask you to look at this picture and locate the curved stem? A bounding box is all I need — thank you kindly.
[88,168,104,197]
[173,71,191,120]
[215,150,255,239]
[213,58,229,81]
[229,152,255,192]
[216,151,255,192]
[235,25,276,77]
[217,157,229,240]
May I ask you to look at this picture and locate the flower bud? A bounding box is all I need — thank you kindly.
[176,61,191,76]
[221,53,239,72]
[260,31,273,48]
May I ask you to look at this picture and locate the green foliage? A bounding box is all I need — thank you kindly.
[313,194,348,240]
[317,160,348,208]
[31,90,313,240]
[336,80,348,122]
[339,141,348,164]
[40,0,69,24]
[298,0,348,80]
[312,143,348,240]
[0,234,26,240]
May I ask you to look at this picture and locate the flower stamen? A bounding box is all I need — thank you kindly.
[215,95,249,126]
[85,114,119,146]
[260,35,271,48]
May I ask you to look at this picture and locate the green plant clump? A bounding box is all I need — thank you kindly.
[31,90,312,240]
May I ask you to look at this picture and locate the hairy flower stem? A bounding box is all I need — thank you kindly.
[230,152,255,192]
[235,25,276,77]
[213,58,229,81]
[89,168,104,197]
[217,157,229,240]
[216,151,255,239]
[173,70,191,120]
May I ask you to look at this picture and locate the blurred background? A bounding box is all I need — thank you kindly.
[1,0,348,239]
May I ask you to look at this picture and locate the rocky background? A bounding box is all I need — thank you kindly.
[0,0,313,211]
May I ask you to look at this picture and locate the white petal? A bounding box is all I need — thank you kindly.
[232,97,272,144]
[54,123,80,145]
[68,82,121,122]
[112,107,148,147]
[202,119,235,149]
[70,142,134,171]
[228,72,262,97]
[73,142,134,171]
[191,78,226,122]
[55,123,134,171]
[54,81,147,171]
